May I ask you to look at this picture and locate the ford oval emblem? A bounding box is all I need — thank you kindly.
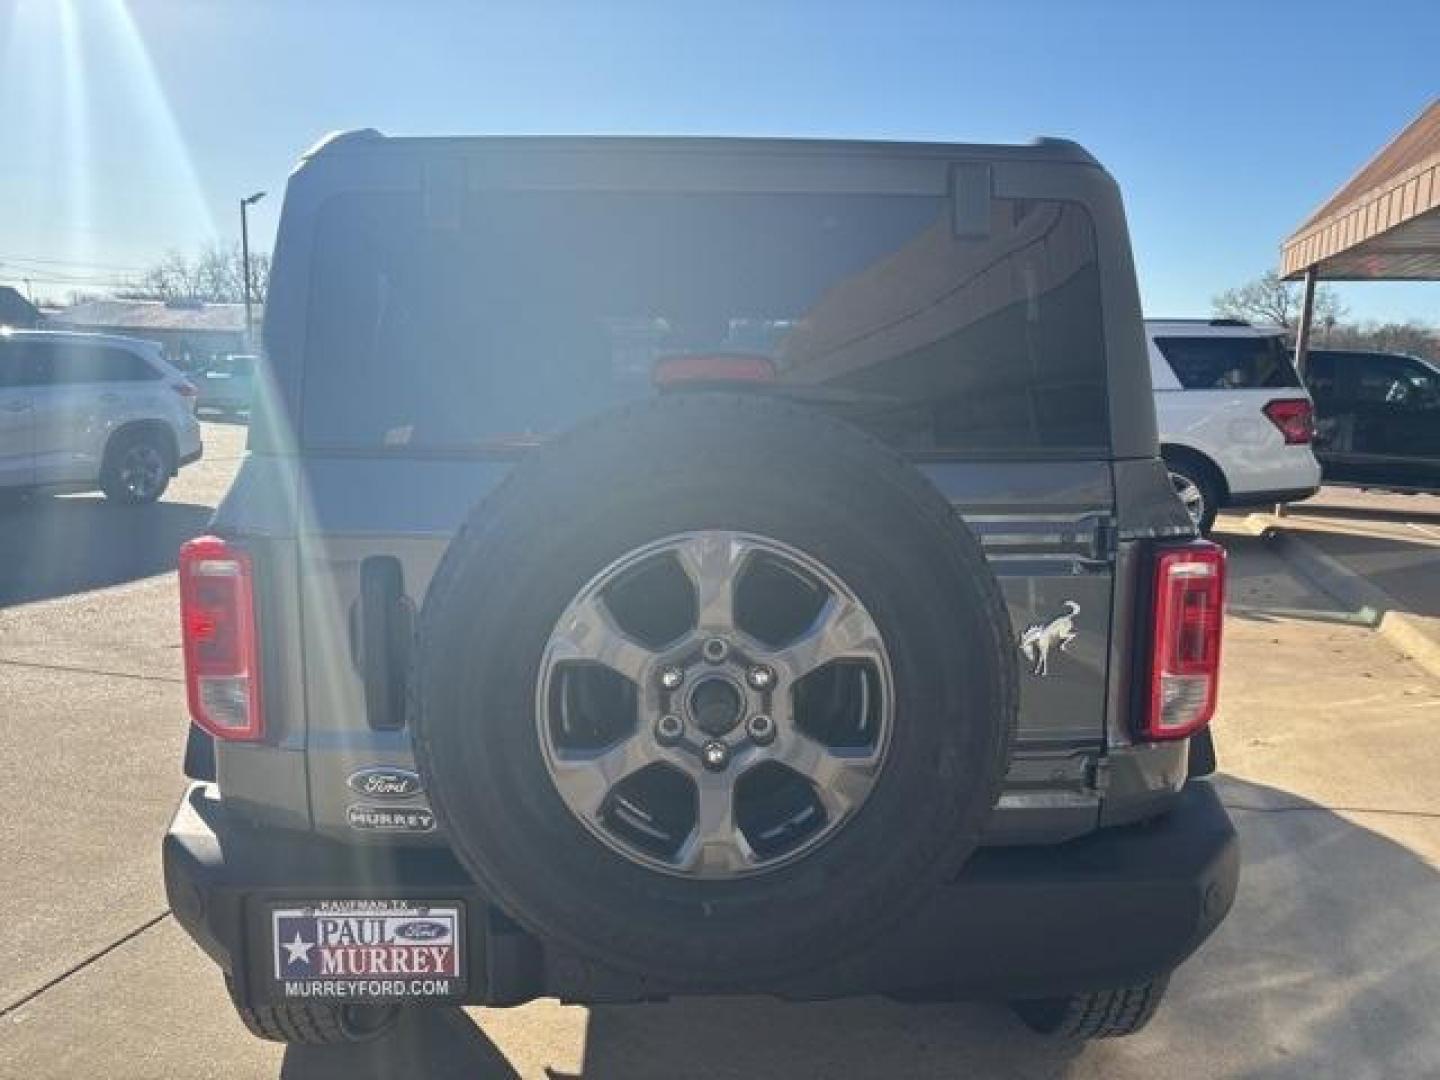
[393,920,449,942]
[346,767,423,800]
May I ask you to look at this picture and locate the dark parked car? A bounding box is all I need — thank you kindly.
[1305,349,1440,491]
[195,353,257,416]
[164,131,1237,1048]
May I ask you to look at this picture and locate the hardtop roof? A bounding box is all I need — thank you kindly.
[297,128,1102,168]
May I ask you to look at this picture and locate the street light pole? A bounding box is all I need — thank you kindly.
[240,191,266,348]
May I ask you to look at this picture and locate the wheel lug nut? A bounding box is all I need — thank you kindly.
[746,666,774,691]
[745,714,775,745]
[700,740,730,771]
[656,714,684,745]
[702,637,730,664]
[659,666,685,691]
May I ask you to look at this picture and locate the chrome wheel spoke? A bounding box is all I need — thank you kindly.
[546,593,656,683]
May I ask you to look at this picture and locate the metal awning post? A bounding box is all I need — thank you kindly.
[1292,266,1318,379]
[1276,266,1319,519]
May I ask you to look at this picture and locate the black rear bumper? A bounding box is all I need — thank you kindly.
[163,780,1237,1006]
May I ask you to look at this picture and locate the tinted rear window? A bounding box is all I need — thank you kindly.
[0,340,156,386]
[303,190,1109,455]
[1155,335,1301,390]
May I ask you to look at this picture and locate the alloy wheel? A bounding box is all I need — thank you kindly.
[1168,470,1205,528]
[119,443,167,501]
[536,531,893,879]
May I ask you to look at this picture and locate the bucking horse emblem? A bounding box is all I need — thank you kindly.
[1019,601,1079,677]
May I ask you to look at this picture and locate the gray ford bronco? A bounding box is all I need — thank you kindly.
[164,132,1238,1047]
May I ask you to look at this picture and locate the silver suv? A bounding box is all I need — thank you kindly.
[164,132,1238,1047]
[0,330,203,503]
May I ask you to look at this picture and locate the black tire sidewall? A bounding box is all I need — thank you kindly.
[414,395,1016,987]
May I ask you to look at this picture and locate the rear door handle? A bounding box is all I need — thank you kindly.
[99,392,121,404]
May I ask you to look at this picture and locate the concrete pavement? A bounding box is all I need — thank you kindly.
[2,432,1439,1077]
[1242,487,1440,679]
[1282,487,1440,619]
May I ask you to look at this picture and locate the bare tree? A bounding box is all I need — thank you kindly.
[117,242,269,304]
[1213,270,1439,358]
[1212,269,1344,334]
[1327,320,1440,361]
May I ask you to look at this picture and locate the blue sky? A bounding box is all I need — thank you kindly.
[2,0,1436,321]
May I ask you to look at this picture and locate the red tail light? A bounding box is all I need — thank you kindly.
[1142,541,1226,741]
[173,381,199,412]
[1263,397,1314,444]
[654,352,777,387]
[179,536,263,741]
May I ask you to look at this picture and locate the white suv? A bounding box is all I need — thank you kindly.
[0,329,203,503]
[1147,318,1321,530]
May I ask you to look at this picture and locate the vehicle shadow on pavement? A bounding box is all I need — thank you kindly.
[1128,775,1440,1080]
[273,777,1440,1080]
[560,995,1082,1079]
[1283,527,1440,619]
[1291,499,1440,526]
[1219,529,1432,629]
[280,1007,520,1079]
[0,496,212,607]
[1219,531,1361,627]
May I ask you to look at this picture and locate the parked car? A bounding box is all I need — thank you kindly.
[1304,349,1440,491]
[0,329,202,503]
[196,353,258,416]
[165,131,1236,1047]
[1146,318,1321,531]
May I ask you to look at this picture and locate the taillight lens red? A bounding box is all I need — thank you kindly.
[1142,541,1226,741]
[654,352,777,387]
[179,536,263,741]
[173,381,198,412]
[1263,397,1314,444]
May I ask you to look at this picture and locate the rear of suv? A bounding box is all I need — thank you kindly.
[1147,318,1321,531]
[0,329,202,503]
[164,132,1238,1047]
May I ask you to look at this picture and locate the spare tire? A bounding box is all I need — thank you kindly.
[413,393,1016,987]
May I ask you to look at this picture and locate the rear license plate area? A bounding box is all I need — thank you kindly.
[268,899,466,1001]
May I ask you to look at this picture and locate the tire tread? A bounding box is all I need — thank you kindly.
[235,1001,347,1044]
[1012,976,1169,1039]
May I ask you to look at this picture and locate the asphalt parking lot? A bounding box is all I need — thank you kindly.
[2,425,1438,1078]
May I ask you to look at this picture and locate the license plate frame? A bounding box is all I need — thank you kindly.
[268,899,466,1001]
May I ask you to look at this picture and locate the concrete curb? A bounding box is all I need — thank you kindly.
[1237,513,1440,682]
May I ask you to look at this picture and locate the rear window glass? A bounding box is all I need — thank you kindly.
[303,190,1109,455]
[0,340,156,386]
[1155,335,1301,390]
[52,344,158,384]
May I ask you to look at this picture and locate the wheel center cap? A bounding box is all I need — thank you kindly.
[688,677,743,737]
